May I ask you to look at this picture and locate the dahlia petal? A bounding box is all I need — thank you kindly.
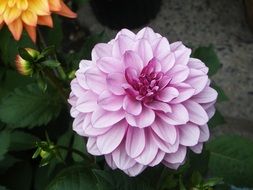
[153,37,171,59]
[107,73,126,95]
[199,124,210,142]
[85,67,107,94]
[37,15,53,27]
[136,27,157,41]
[206,105,216,119]
[145,101,172,113]
[28,0,50,16]
[22,10,37,26]
[151,132,179,153]
[192,87,218,103]
[167,65,190,84]
[113,35,136,58]
[70,107,79,118]
[48,0,61,11]
[96,120,127,154]
[125,67,139,85]
[188,58,208,74]
[157,104,189,125]
[163,161,182,170]
[97,57,124,73]
[184,100,208,125]
[55,1,77,18]
[190,143,203,154]
[158,76,171,89]
[3,6,22,24]
[151,118,177,144]
[149,150,165,167]
[70,79,86,97]
[171,42,191,65]
[8,18,23,41]
[164,146,187,164]
[137,39,153,65]
[105,154,117,169]
[112,144,136,170]
[87,137,102,156]
[170,83,195,104]
[98,90,123,111]
[125,107,155,128]
[156,87,179,102]
[116,29,135,39]
[135,131,158,165]
[178,123,200,146]
[160,53,175,73]
[92,43,112,61]
[125,127,145,158]
[73,114,86,136]
[123,96,142,116]
[186,69,208,95]
[24,25,36,42]
[124,163,146,177]
[91,107,125,128]
[0,1,7,15]
[84,124,111,137]
[124,50,143,73]
[76,91,98,113]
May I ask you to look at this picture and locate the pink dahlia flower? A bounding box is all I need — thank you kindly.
[69,27,217,176]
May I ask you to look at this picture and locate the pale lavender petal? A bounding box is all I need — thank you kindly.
[107,72,126,95]
[178,123,200,146]
[91,107,125,128]
[186,69,208,95]
[124,50,143,73]
[149,150,165,167]
[188,58,208,74]
[199,124,210,142]
[112,143,136,170]
[151,117,177,144]
[87,137,102,156]
[156,87,179,102]
[112,35,136,58]
[184,100,209,125]
[96,120,127,154]
[92,43,112,61]
[136,27,157,41]
[192,87,218,103]
[137,39,153,65]
[160,53,175,73]
[97,57,124,73]
[98,90,123,111]
[105,154,117,169]
[157,104,189,125]
[164,146,187,164]
[75,91,98,113]
[167,65,190,84]
[152,37,171,59]
[123,163,146,177]
[123,96,142,116]
[190,143,203,154]
[170,83,195,104]
[125,127,145,158]
[144,101,172,113]
[126,107,155,128]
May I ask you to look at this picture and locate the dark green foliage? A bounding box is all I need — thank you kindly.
[207,135,253,187]
[0,84,62,128]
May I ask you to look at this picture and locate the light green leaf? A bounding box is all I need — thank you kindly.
[47,165,98,190]
[207,135,253,187]
[0,84,62,128]
[0,131,10,159]
[9,131,40,151]
[192,46,221,76]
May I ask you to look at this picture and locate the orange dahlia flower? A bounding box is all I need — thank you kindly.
[0,0,77,42]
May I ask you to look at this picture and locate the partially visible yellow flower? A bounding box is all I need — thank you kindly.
[0,0,77,42]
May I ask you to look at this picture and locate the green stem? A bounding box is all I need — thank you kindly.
[56,65,67,80]
[57,145,93,163]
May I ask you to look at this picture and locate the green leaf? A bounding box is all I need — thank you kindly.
[208,110,226,128]
[211,83,229,102]
[0,84,62,128]
[192,46,221,76]
[191,171,202,186]
[41,60,61,68]
[0,154,20,174]
[47,165,98,190]
[0,131,10,159]
[72,134,86,162]
[9,131,40,151]
[41,46,55,57]
[0,27,35,66]
[0,162,32,190]
[44,16,63,48]
[207,135,253,187]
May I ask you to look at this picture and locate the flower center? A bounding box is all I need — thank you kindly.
[125,59,170,103]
